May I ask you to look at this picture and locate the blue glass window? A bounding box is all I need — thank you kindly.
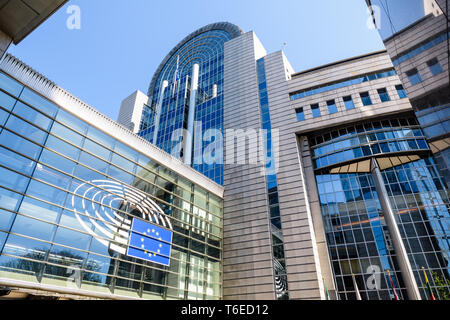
[0,146,35,175]
[87,126,115,149]
[10,215,56,241]
[55,109,89,134]
[0,90,17,110]
[45,135,81,161]
[406,69,423,86]
[396,85,407,99]
[295,107,305,121]
[79,151,109,174]
[12,102,52,131]
[1,234,50,261]
[327,100,338,114]
[0,167,29,193]
[0,209,14,230]
[0,72,23,97]
[360,92,372,106]
[0,130,42,160]
[26,180,68,207]
[392,32,449,66]
[19,88,58,117]
[311,104,321,118]
[0,108,8,126]
[377,88,390,102]
[343,96,355,110]
[5,115,48,144]
[18,197,61,224]
[83,139,110,161]
[0,186,23,211]
[53,226,91,251]
[51,122,84,146]
[289,69,397,101]
[427,58,443,76]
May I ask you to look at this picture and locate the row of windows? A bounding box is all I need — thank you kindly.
[405,57,444,86]
[313,127,424,157]
[289,68,397,101]
[0,232,221,300]
[309,116,419,147]
[295,85,407,122]
[392,32,449,66]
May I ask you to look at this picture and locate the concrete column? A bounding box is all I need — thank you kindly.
[184,63,199,165]
[152,80,169,145]
[212,84,217,99]
[370,158,422,300]
[298,136,337,300]
[0,30,12,60]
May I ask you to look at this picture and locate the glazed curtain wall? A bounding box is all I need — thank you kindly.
[0,72,223,300]
[311,118,450,300]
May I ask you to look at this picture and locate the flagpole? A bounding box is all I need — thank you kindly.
[422,266,436,300]
[322,277,330,300]
[352,273,362,300]
[386,269,399,300]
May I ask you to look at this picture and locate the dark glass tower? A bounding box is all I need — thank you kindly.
[138,23,243,185]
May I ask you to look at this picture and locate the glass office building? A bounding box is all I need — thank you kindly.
[0,67,223,300]
[310,115,450,300]
[138,23,243,186]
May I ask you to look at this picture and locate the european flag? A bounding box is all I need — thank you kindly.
[126,218,173,266]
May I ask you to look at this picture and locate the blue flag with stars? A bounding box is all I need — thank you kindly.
[127,218,173,266]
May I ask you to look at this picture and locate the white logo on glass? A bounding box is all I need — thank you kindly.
[71,180,172,255]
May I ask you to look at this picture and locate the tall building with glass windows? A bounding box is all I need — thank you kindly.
[224,38,449,300]
[365,0,449,186]
[119,23,243,186]
[0,55,223,300]
[1,15,449,300]
[117,21,449,301]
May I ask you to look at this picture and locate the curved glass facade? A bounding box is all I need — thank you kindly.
[310,117,429,170]
[0,72,223,300]
[311,117,450,300]
[139,24,241,185]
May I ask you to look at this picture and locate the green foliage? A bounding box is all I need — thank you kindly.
[431,271,450,300]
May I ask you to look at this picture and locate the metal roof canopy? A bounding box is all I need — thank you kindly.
[0,0,68,44]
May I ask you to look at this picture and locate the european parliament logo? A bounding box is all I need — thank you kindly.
[71,180,173,267]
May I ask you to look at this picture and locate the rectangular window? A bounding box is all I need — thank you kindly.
[395,85,407,99]
[343,96,355,110]
[295,107,305,121]
[311,104,321,118]
[360,92,372,106]
[426,58,443,76]
[406,68,423,85]
[327,100,338,114]
[377,88,391,102]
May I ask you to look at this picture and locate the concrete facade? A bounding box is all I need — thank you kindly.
[0,29,11,60]
[219,27,420,299]
[222,32,276,300]
[366,0,450,183]
[117,90,150,134]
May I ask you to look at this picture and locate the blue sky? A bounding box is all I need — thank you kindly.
[7,0,384,120]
